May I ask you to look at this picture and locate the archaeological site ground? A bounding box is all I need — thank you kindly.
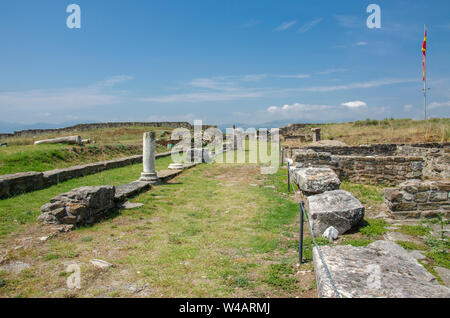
[0,119,448,299]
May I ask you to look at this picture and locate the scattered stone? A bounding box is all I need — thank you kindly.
[435,267,450,287]
[90,259,113,269]
[307,190,365,236]
[249,184,258,187]
[39,234,56,241]
[322,226,339,241]
[264,185,276,189]
[0,261,31,274]
[121,202,144,210]
[293,167,341,195]
[38,186,116,226]
[313,241,450,298]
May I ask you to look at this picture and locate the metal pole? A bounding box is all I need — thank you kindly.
[424,24,427,121]
[299,201,304,264]
[281,147,284,166]
[287,161,290,193]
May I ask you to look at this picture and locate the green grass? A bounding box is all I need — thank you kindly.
[0,158,311,297]
[340,182,384,206]
[395,240,428,251]
[359,218,388,238]
[0,155,173,238]
[397,224,431,237]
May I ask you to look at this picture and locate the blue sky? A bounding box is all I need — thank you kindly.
[0,0,449,126]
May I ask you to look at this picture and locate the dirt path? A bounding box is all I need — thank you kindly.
[0,163,315,297]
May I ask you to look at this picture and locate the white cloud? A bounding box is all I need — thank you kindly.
[139,91,264,103]
[403,104,414,111]
[341,101,367,108]
[276,74,310,79]
[429,101,450,109]
[316,68,347,75]
[298,78,417,92]
[94,75,133,88]
[298,18,323,33]
[355,41,368,46]
[334,15,360,28]
[274,21,297,31]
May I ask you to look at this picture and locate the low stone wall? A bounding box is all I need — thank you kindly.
[396,145,450,180]
[285,142,449,160]
[0,152,172,199]
[292,152,424,185]
[383,180,450,219]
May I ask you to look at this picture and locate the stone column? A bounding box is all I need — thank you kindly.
[140,132,159,183]
[312,128,321,142]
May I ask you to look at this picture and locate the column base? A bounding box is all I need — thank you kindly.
[140,172,159,183]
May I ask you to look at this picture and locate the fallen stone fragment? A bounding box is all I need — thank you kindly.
[121,202,144,210]
[38,186,115,226]
[294,167,341,195]
[307,190,365,236]
[90,259,113,269]
[313,240,450,298]
[0,261,31,274]
[322,226,339,241]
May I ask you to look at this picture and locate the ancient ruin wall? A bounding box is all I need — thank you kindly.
[384,180,450,219]
[292,152,424,185]
[396,145,450,180]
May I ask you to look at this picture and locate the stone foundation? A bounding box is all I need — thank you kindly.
[292,151,424,185]
[383,180,450,219]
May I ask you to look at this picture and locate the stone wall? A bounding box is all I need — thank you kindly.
[396,145,450,180]
[0,152,172,199]
[292,152,424,185]
[383,180,450,219]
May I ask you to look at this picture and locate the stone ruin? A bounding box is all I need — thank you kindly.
[384,179,450,219]
[287,141,450,298]
[290,166,365,237]
[287,142,450,220]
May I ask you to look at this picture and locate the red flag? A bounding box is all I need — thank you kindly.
[422,29,427,81]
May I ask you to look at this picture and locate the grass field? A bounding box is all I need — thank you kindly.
[0,151,447,297]
[283,118,449,146]
[0,126,175,174]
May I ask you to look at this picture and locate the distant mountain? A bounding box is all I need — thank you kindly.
[0,120,96,134]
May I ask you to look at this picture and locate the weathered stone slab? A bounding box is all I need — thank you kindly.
[307,190,365,236]
[114,181,151,202]
[313,241,450,298]
[38,186,116,226]
[293,167,340,195]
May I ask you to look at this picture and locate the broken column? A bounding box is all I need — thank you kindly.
[140,132,159,183]
[311,128,321,142]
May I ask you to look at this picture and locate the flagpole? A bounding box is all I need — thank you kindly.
[423,24,427,120]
